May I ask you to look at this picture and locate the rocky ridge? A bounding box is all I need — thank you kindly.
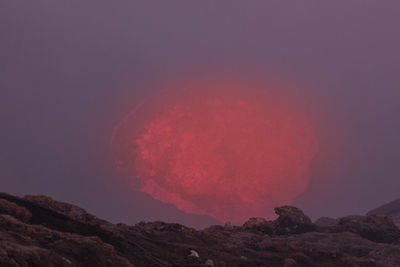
[367,199,400,228]
[0,192,400,267]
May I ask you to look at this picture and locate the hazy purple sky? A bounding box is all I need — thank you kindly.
[1,1,400,228]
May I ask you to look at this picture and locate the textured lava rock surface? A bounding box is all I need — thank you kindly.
[368,199,400,229]
[1,192,400,267]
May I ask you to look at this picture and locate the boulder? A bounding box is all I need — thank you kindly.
[272,206,316,235]
[367,199,400,228]
[337,214,400,244]
[242,217,272,234]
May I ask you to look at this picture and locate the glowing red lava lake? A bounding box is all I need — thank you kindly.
[111,79,318,222]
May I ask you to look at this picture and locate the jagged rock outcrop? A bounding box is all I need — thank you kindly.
[1,192,400,267]
[243,206,316,236]
[23,195,100,224]
[272,206,315,235]
[334,214,400,244]
[368,198,400,228]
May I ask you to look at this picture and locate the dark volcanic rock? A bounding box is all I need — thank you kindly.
[336,214,400,244]
[242,206,316,236]
[368,199,400,228]
[272,206,316,235]
[0,198,32,223]
[243,217,273,234]
[1,192,400,266]
[0,214,133,267]
[23,194,104,225]
[314,217,338,227]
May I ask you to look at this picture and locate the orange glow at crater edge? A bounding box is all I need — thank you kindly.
[111,78,318,222]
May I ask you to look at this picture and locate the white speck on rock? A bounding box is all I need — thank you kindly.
[62,257,73,266]
[205,259,215,266]
[189,250,199,258]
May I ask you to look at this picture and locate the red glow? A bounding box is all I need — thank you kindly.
[111,79,318,222]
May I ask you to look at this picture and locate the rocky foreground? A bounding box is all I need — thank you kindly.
[1,193,400,267]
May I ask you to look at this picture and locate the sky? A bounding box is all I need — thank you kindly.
[1,1,400,228]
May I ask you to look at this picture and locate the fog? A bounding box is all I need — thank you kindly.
[1,1,399,228]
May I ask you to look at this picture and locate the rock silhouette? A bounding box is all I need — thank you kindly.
[367,198,400,228]
[1,192,400,267]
